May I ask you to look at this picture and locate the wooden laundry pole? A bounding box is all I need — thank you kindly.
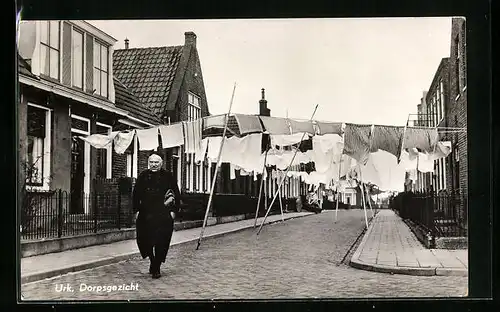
[278,171,285,222]
[335,153,343,222]
[254,148,269,228]
[358,164,369,229]
[196,83,236,250]
[257,104,319,236]
[365,125,374,218]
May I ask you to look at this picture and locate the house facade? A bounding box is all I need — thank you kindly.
[412,57,450,193]
[112,32,211,194]
[412,17,467,197]
[446,17,468,196]
[18,20,160,215]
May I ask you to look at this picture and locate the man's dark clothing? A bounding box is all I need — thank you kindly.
[132,169,181,264]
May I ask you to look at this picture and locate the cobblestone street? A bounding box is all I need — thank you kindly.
[21,210,468,301]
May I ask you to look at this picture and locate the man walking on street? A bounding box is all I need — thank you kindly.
[133,154,181,278]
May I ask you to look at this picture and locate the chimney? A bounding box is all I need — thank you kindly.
[259,88,271,116]
[124,38,129,49]
[185,32,197,47]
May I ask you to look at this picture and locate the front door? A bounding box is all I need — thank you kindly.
[70,135,85,214]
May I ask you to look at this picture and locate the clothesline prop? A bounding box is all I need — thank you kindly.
[197,83,237,251]
[257,104,319,236]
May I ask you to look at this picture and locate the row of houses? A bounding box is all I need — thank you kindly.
[406,17,467,197]
[18,20,321,221]
[394,17,468,242]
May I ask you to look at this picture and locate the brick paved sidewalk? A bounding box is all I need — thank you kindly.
[21,211,313,284]
[350,209,468,277]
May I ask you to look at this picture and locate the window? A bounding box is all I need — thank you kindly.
[26,104,51,188]
[187,91,207,192]
[40,21,60,80]
[428,99,434,127]
[439,80,445,118]
[95,124,112,179]
[125,134,138,178]
[188,92,201,121]
[455,35,461,95]
[93,41,109,98]
[186,154,192,191]
[72,29,84,89]
[126,153,132,177]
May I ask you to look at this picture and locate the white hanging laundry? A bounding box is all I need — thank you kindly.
[195,137,209,164]
[183,120,202,154]
[365,150,406,192]
[408,169,418,181]
[233,133,262,173]
[429,141,452,161]
[399,148,418,171]
[114,130,135,154]
[359,154,383,187]
[207,136,223,162]
[270,132,308,147]
[159,123,184,148]
[79,132,118,149]
[230,163,237,180]
[417,152,435,173]
[219,135,240,165]
[240,169,251,176]
[312,133,344,154]
[136,127,159,151]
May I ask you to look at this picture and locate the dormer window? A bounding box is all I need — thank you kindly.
[40,21,60,80]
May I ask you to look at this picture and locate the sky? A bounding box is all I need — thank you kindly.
[89,17,452,126]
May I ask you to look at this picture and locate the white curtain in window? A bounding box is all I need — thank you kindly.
[72,30,83,88]
[29,137,44,184]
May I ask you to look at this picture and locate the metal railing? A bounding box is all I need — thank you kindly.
[20,190,134,241]
[390,190,467,238]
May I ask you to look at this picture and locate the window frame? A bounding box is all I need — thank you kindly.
[96,122,113,179]
[187,91,201,121]
[71,27,85,90]
[26,103,52,191]
[39,20,61,81]
[93,39,109,98]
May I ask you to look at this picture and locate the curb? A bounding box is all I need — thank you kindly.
[348,213,468,277]
[21,213,314,284]
[435,267,468,277]
[349,258,437,276]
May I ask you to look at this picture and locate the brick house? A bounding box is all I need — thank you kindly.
[413,57,451,193]
[405,18,467,235]
[112,33,211,194]
[412,17,467,198]
[447,17,467,196]
[17,20,160,215]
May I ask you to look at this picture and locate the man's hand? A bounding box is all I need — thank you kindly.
[134,211,139,221]
[170,211,176,220]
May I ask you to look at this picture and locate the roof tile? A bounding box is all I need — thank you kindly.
[113,77,163,125]
[113,45,184,117]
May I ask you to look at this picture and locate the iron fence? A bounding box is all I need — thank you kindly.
[390,190,467,238]
[20,189,134,241]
